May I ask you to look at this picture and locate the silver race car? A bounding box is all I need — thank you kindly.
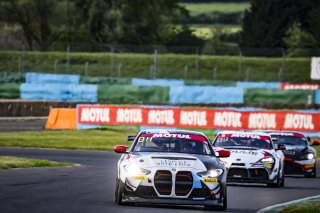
[114,129,230,210]
[212,131,285,187]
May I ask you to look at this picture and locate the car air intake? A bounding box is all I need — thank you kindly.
[175,171,193,196]
[154,170,172,195]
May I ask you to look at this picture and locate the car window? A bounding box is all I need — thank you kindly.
[132,133,213,155]
[213,133,272,149]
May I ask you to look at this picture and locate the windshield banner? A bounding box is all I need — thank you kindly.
[77,105,320,132]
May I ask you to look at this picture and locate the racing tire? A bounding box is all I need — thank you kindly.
[304,164,317,178]
[280,174,285,187]
[267,171,282,188]
[204,188,227,211]
[115,179,123,205]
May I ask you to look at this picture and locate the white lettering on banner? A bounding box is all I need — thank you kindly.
[231,134,260,139]
[148,110,175,125]
[284,114,315,130]
[213,112,242,128]
[283,84,319,90]
[80,108,110,123]
[116,109,142,123]
[180,111,207,126]
[152,134,191,139]
[248,113,276,129]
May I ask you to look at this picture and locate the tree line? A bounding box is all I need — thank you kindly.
[0,0,319,53]
[0,0,202,51]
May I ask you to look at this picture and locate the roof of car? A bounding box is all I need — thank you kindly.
[262,130,306,136]
[140,129,206,136]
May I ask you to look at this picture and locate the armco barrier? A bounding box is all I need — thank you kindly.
[81,76,132,85]
[0,84,20,99]
[0,72,26,83]
[77,105,320,132]
[132,78,184,86]
[45,108,77,129]
[236,82,281,89]
[244,89,314,104]
[98,85,169,103]
[26,72,80,84]
[169,86,244,104]
[20,84,97,102]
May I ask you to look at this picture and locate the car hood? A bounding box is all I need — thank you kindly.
[127,152,222,171]
[222,149,268,166]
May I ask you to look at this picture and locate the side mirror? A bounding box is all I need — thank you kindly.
[215,149,231,158]
[277,144,286,151]
[128,136,136,142]
[114,145,128,153]
[311,140,320,146]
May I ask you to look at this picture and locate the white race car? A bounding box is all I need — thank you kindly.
[114,129,230,210]
[212,131,285,187]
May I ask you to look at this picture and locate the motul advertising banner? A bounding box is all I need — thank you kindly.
[281,82,320,90]
[77,105,320,132]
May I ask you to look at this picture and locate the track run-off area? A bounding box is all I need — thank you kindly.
[0,147,319,213]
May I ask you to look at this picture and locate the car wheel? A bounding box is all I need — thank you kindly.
[115,179,123,205]
[204,188,227,211]
[280,173,285,187]
[305,164,317,178]
[267,171,281,188]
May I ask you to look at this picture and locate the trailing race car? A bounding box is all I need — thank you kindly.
[114,129,230,210]
[264,131,318,178]
[212,131,285,187]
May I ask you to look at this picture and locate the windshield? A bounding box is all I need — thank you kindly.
[269,132,308,146]
[214,133,272,149]
[277,136,307,146]
[132,133,213,155]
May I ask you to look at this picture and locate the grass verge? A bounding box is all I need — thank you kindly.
[0,129,139,150]
[0,51,311,83]
[281,205,320,213]
[181,2,250,16]
[0,156,73,169]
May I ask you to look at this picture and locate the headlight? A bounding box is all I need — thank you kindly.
[261,157,275,163]
[307,153,315,160]
[197,169,223,178]
[123,164,151,176]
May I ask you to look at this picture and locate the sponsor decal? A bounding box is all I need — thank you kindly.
[231,133,261,139]
[139,133,207,142]
[248,113,276,129]
[304,164,315,169]
[77,105,320,132]
[214,111,242,128]
[131,176,146,181]
[180,110,207,127]
[203,178,218,183]
[148,110,175,125]
[281,83,320,90]
[155,159,192,167]
[231,150,258,156]
[80,107,110,123]
[116,108,142,123]
[284,114,315,130]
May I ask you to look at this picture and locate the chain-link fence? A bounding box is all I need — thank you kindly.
[1,41,320,82]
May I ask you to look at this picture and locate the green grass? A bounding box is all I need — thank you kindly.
[281,205,320,213]
[0,129,139,150]
[181,2,250,16]
[0,156,73,169]
[314,146,320,162]
[0,51,312,83]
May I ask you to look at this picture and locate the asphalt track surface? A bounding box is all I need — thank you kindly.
[1,147,320,213]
